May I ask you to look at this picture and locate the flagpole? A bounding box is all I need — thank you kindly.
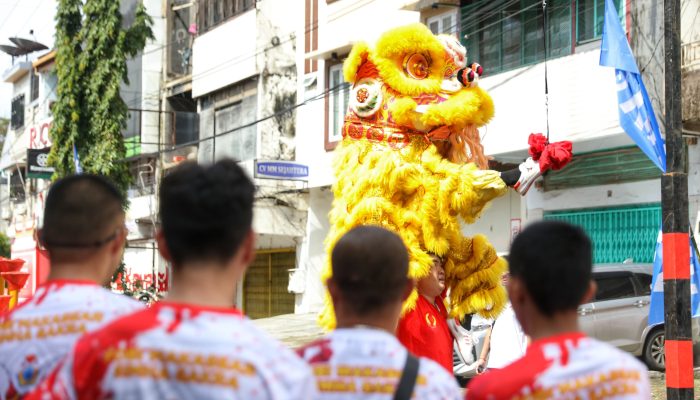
[662,0,693,398]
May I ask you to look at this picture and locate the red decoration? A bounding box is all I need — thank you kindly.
[0,295,10,313]
[528,133,548,161]
[540,140,573,171]
[527,133,573,172]
[2,272,30,290]
[0,258,25,273]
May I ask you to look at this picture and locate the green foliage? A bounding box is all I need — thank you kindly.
[0,118,8,148]
[0,232,10,258]
[50,0,154,193]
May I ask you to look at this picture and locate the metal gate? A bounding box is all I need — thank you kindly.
[243,249,296,319]
[544,204,661,263]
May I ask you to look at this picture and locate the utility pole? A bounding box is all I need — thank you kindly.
[662,0,693,398]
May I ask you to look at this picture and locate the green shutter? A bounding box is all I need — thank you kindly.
[543,147,662,191]
[544,204,661,264]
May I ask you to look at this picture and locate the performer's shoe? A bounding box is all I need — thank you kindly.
[513,157,541,196]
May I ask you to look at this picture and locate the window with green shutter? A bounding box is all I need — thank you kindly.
[543,147,662,191]
[544,204,661,264]
[460,0,572,74]
[576,0,625,44]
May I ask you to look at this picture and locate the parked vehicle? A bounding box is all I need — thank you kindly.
[579,263,700,371]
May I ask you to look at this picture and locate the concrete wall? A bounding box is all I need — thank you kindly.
[294,187,332,313]
[462,191,522,255]
[480,48,624,160]
[256,0,300,161]
[192,10,258,98]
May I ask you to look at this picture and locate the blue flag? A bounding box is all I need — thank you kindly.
[599,0,666,172]
[73,143,83,174]
[648,229,700,326]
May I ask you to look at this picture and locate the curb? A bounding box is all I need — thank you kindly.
[648,368,700,379]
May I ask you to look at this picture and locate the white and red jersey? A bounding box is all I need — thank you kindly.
[0,279,142,399]
[26,301,317,400]
[466,332,650,399]
[297,327,462,400]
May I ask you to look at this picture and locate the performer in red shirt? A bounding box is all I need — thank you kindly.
[467,221,650,399]
[397,255,453,372]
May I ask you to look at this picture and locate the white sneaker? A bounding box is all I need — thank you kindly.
[513,157,541,196]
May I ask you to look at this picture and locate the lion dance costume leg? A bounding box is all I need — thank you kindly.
[319,24,572,333]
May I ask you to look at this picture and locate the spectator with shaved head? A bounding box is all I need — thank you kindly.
[298,226,461,399]
[0,174,142,398]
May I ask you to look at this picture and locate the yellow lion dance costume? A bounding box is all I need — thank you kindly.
[320,23,572,329]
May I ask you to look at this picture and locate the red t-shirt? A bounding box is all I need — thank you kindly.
[466,332,650,399]
[396,295,452,372]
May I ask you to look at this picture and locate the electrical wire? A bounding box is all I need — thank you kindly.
[0,0,22,33]
[542,0,550,141]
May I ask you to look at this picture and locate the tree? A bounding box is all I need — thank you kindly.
[0,232,10,258]
[50,0,153,192]
[0,118,8,148]
[51,0,153,289]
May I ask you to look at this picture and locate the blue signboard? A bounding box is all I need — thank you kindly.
[255,160,309,180]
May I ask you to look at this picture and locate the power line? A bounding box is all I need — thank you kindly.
[15,0,46,36]
[120,81,347,160]
[0,0,22,33]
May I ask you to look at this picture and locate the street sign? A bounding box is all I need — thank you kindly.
[27,148,54,180]
[254,160,308,181]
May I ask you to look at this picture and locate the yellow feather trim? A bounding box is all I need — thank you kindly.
[343,41,369,84]
[317,137,508,330]
[420,86,495,128]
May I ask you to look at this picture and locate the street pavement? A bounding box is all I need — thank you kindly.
[254,313,700,397]
[252,312,325,349]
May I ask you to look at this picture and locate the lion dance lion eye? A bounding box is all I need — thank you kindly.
[404,53,430,80]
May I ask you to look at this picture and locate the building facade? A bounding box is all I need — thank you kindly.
[291,0,700,314]
[161,0,307,318]
[0,0,168,300]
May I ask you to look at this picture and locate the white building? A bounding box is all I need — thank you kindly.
[0,0,168,299]
[0,48,56,298]
[169,0,307,318]
[292,0,700,314]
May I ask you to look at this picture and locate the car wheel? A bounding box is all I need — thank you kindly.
[643,329,665,371]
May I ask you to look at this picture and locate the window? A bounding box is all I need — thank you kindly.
[461,0,571,75]
[576,0,624,43]
[198,0,255,35]
[544,204,661,263]
[633,272,653,296]
[594,273,637,301]
[243,250,296,319]
[10,95,25,130]
[213,95,257,161]
[427,10,458,35]
[30,72,39,102]
[9,169,25,204]
[325,62,350,150]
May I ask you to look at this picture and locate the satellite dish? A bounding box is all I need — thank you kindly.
[9,37,48,52]
[0,44,30,57]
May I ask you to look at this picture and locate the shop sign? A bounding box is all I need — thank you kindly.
[255,160,309,180]
[27,147,54,180]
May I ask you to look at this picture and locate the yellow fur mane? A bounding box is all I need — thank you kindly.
[319,23,508,330]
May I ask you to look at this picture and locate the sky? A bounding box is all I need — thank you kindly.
[0,0,57,119]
